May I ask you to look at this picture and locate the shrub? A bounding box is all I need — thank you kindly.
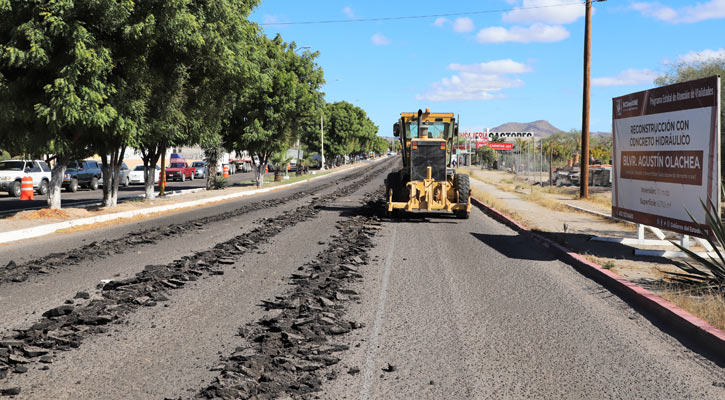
[671,189,725,289]
[211,176,229,190]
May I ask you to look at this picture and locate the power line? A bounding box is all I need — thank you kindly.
[260,1,589,26]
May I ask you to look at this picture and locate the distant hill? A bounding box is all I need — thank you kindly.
[490,120,611,137]
[490,120,561,137]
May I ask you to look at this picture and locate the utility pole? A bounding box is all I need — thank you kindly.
[320,114,325,170]
[580,0,595,198]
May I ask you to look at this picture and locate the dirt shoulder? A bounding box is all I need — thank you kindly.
[461,167,725,331]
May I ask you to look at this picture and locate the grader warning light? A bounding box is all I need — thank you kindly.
[385,109,471,218]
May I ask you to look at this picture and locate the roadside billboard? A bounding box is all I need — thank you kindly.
[487,142,514,150]
[460,131,534,140]
[612,75,721,237]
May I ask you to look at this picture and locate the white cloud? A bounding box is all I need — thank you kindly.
[592,69,659,87]
[476,23,569,43]
[677,48,725,63]
[452,17,475,33]
[503,0,585,24]
[417,60,532,102]
[371,33,391,46]
[342,6,355,19]
[432,17,450,27]
[262,14,287,26]
[449,59,532,74]
[631,1,725,23]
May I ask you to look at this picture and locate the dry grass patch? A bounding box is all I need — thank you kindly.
[580,192,612,208]
[524,191,569,212]
[659,288,725,331]
[471,187,526,226]
[18,209,71,219]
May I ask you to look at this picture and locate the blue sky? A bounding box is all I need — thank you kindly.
[251,0,725,135]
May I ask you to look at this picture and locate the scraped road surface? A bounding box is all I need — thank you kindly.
[0,157,723,399]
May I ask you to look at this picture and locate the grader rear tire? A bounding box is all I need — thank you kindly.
[454,173,470,219]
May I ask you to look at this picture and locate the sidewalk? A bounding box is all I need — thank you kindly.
[0,160,381,243]
[461,167,724,331]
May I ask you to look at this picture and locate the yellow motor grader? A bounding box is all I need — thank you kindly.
[386,109,470,219]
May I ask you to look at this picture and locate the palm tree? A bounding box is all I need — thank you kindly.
[270,151,293,182]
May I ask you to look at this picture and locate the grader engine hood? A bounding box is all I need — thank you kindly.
[410,140,446,181]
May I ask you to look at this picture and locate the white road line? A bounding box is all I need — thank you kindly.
[359,225,396,400]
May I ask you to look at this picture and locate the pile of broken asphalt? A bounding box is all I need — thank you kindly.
[0,159,393,397]
[197,191,384,399]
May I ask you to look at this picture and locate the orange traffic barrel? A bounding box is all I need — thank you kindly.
[223,165,230,178]
[20,176,34,200]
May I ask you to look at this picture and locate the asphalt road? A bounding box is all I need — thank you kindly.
[0,170,257,214]
[322,209,725,399]
[1,157,723,399]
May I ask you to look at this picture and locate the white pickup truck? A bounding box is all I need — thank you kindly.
[0,159,52,197]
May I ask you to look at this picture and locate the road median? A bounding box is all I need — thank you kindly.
[0,160,386,245]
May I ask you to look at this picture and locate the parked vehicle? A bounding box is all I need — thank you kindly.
[230,158,253,173]
[100,162,131,187]
[0,159,52,197]
[128,165,160,185]
[239,161,253,172]
[165,160,195,182]
[191,161,208,179]
[63,160,103,192]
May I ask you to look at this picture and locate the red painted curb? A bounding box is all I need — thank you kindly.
[471,196,725,360]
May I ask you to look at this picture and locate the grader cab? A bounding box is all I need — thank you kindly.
[386,109,471,219]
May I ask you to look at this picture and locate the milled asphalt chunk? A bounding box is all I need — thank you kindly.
[0,164,383,286]
[0,160,393,394]
[196,191,384,399]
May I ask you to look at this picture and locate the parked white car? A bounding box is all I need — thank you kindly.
[0,159,52,197]
[128,165,160,185]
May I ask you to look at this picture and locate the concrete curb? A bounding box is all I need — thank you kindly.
[0,161,379,245]
[471,196,725,361]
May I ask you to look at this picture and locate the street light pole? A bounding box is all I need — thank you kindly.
[320,114,325,170]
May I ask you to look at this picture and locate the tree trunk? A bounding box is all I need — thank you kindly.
[141,145,162,201]
[47,158,67,210]
[100,146,126,207]
[254,153,267,187]
[144,164,155,200]
[109,147,125,206]
[204,146,221,190]
[101,153,112,206]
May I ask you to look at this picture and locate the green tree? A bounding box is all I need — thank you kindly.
[323,101,378,164]
[225,35,324,187]
[0,0,120,208]
[477,145,496,167]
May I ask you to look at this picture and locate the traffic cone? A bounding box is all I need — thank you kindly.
[20,176,34,200]
[223,165,230,178]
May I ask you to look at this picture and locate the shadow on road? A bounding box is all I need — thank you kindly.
[470,232,557,261]
[531,230,679,267]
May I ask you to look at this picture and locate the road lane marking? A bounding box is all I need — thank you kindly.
[359,225,396,400]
